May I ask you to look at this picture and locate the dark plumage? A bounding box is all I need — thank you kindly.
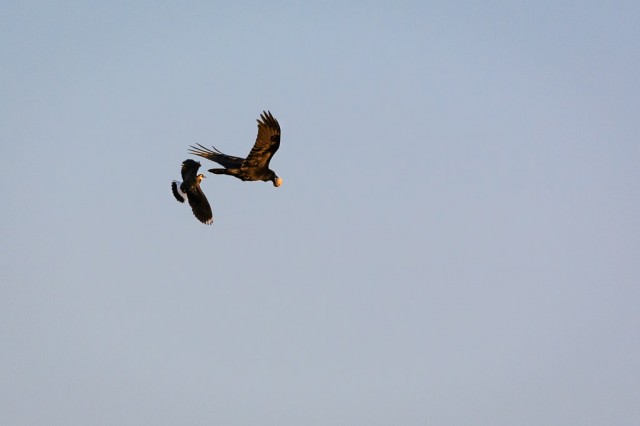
[171,159,213,225]
[188,111,282,187]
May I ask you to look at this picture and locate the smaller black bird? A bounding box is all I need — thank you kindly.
[188,110,282,187]
[171,159,213,225]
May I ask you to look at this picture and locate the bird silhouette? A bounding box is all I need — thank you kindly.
[171,159,213,225]
[188,111,282,187]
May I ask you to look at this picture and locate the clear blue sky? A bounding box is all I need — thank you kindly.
[1,1,639,424]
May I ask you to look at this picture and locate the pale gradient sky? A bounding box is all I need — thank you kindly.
[1,1,639,425]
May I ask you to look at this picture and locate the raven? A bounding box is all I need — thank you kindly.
[188,111,282,187]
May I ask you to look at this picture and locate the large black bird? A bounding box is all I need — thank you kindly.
[188,111,282,187]
[171,159,213,225]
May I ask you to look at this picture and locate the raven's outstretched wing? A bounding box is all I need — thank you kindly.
[242,111,281,171]
[188,144,245,169]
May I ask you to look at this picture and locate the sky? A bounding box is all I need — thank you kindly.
[1,1,639,424]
